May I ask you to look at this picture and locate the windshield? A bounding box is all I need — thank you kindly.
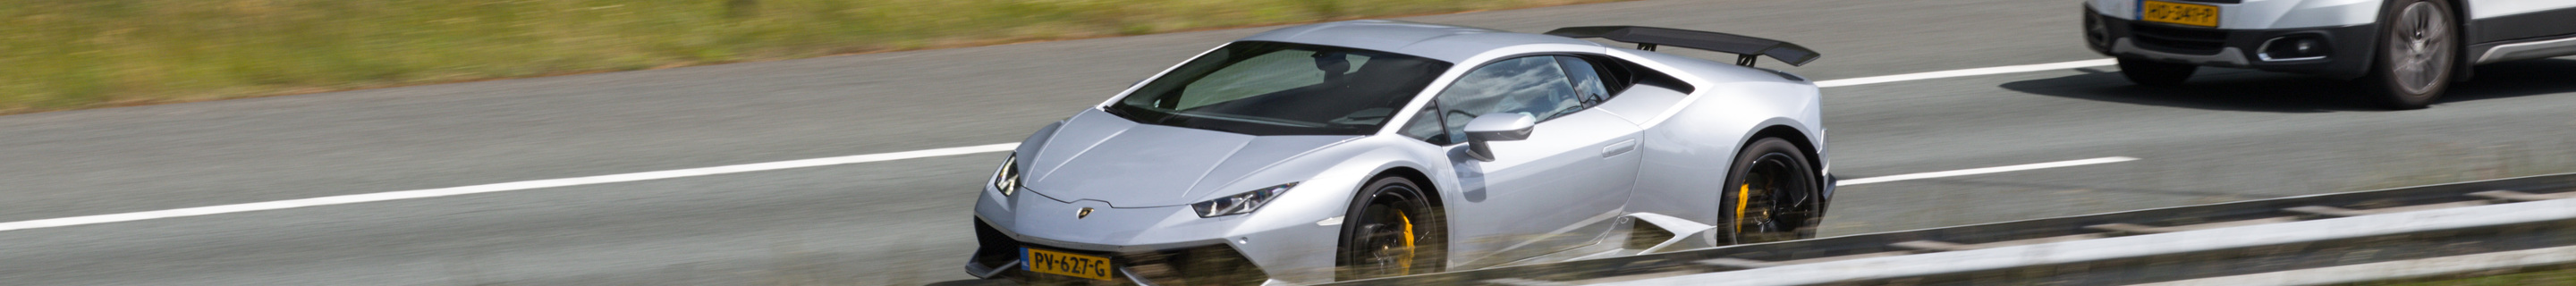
[1106,41,1451,136]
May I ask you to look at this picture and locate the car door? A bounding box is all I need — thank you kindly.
[2462,0,2576,46]
[1401,55,1643,265]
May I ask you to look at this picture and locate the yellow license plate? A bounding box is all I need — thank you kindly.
[2141,1,2220,27]
[1024,248,1114,281]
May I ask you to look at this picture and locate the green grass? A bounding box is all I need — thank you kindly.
[2364,266,2576,286]
[0,0,1613,114]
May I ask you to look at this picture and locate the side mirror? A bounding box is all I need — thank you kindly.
[1462,113,1536,162]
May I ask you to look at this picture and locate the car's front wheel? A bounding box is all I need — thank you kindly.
[1721,138,1822,244]
[2362,0,2458,110]
[1335,176,1442,281]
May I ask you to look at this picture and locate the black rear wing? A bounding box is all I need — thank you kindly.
[1544,26,1819,67]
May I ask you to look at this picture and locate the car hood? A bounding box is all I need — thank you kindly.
[1021,111,1358,207]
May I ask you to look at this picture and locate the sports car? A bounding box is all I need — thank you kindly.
[965,21,1835,285]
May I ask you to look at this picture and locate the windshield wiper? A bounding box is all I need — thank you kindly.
[1167,112,1324,128]
[1102,105,1180,124]
[1099,105,1134,119]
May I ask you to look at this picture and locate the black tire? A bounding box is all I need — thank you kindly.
[2117,56,2197,86]
[1335,176,1443,281]
[1719,138,1823,245]
[2362,0,2458,110]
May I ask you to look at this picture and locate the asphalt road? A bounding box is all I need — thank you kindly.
[4,0,2574,285]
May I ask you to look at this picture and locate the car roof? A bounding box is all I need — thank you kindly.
[1237,20,1606,63]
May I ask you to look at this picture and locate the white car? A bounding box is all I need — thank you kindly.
[2082,0,2576,109]
[964,21,1835,285]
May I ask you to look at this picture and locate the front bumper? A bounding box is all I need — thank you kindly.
[2084,4,2379,79]
[968,218,1271,285]
[964,184,1349,285]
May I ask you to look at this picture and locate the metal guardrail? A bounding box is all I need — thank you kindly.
[1324,172,2576,286]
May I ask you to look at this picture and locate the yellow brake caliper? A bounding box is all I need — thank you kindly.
[1735,183,1752,234]
[1396,209,1416,274]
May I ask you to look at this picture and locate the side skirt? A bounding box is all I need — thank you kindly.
[2469,33,2576,64]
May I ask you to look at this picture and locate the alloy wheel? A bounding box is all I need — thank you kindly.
[2388,1,2454,95]
[1732,153,1817,244]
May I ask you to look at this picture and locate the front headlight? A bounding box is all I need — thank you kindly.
[990,153,1021,196]
[1191,182,1297,218]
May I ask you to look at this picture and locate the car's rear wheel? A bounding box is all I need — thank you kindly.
[2116,56,2197,86]
[2363,0,2457,110]
[1721,138,1822,244]
[1336,176,1442,281]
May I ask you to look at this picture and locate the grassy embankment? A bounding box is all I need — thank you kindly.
[2368,266,2576,285]
[0,0,1610,114]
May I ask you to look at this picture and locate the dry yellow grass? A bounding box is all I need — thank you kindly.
[0,0,1613,114]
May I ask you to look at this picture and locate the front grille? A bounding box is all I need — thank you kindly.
[2129,23,2230,55]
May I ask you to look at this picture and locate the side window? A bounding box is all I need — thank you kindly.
[1555,55,1613,105]
[1406,56,1582,145]
[1398,104,1449,145]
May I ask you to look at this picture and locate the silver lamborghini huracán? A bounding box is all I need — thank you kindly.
[967,21,1835,285]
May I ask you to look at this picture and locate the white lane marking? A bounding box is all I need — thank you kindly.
[1815,59,2116,88]
[0,143,1020,232]
[0,59,2119,232]
[1837,156,2139,186]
